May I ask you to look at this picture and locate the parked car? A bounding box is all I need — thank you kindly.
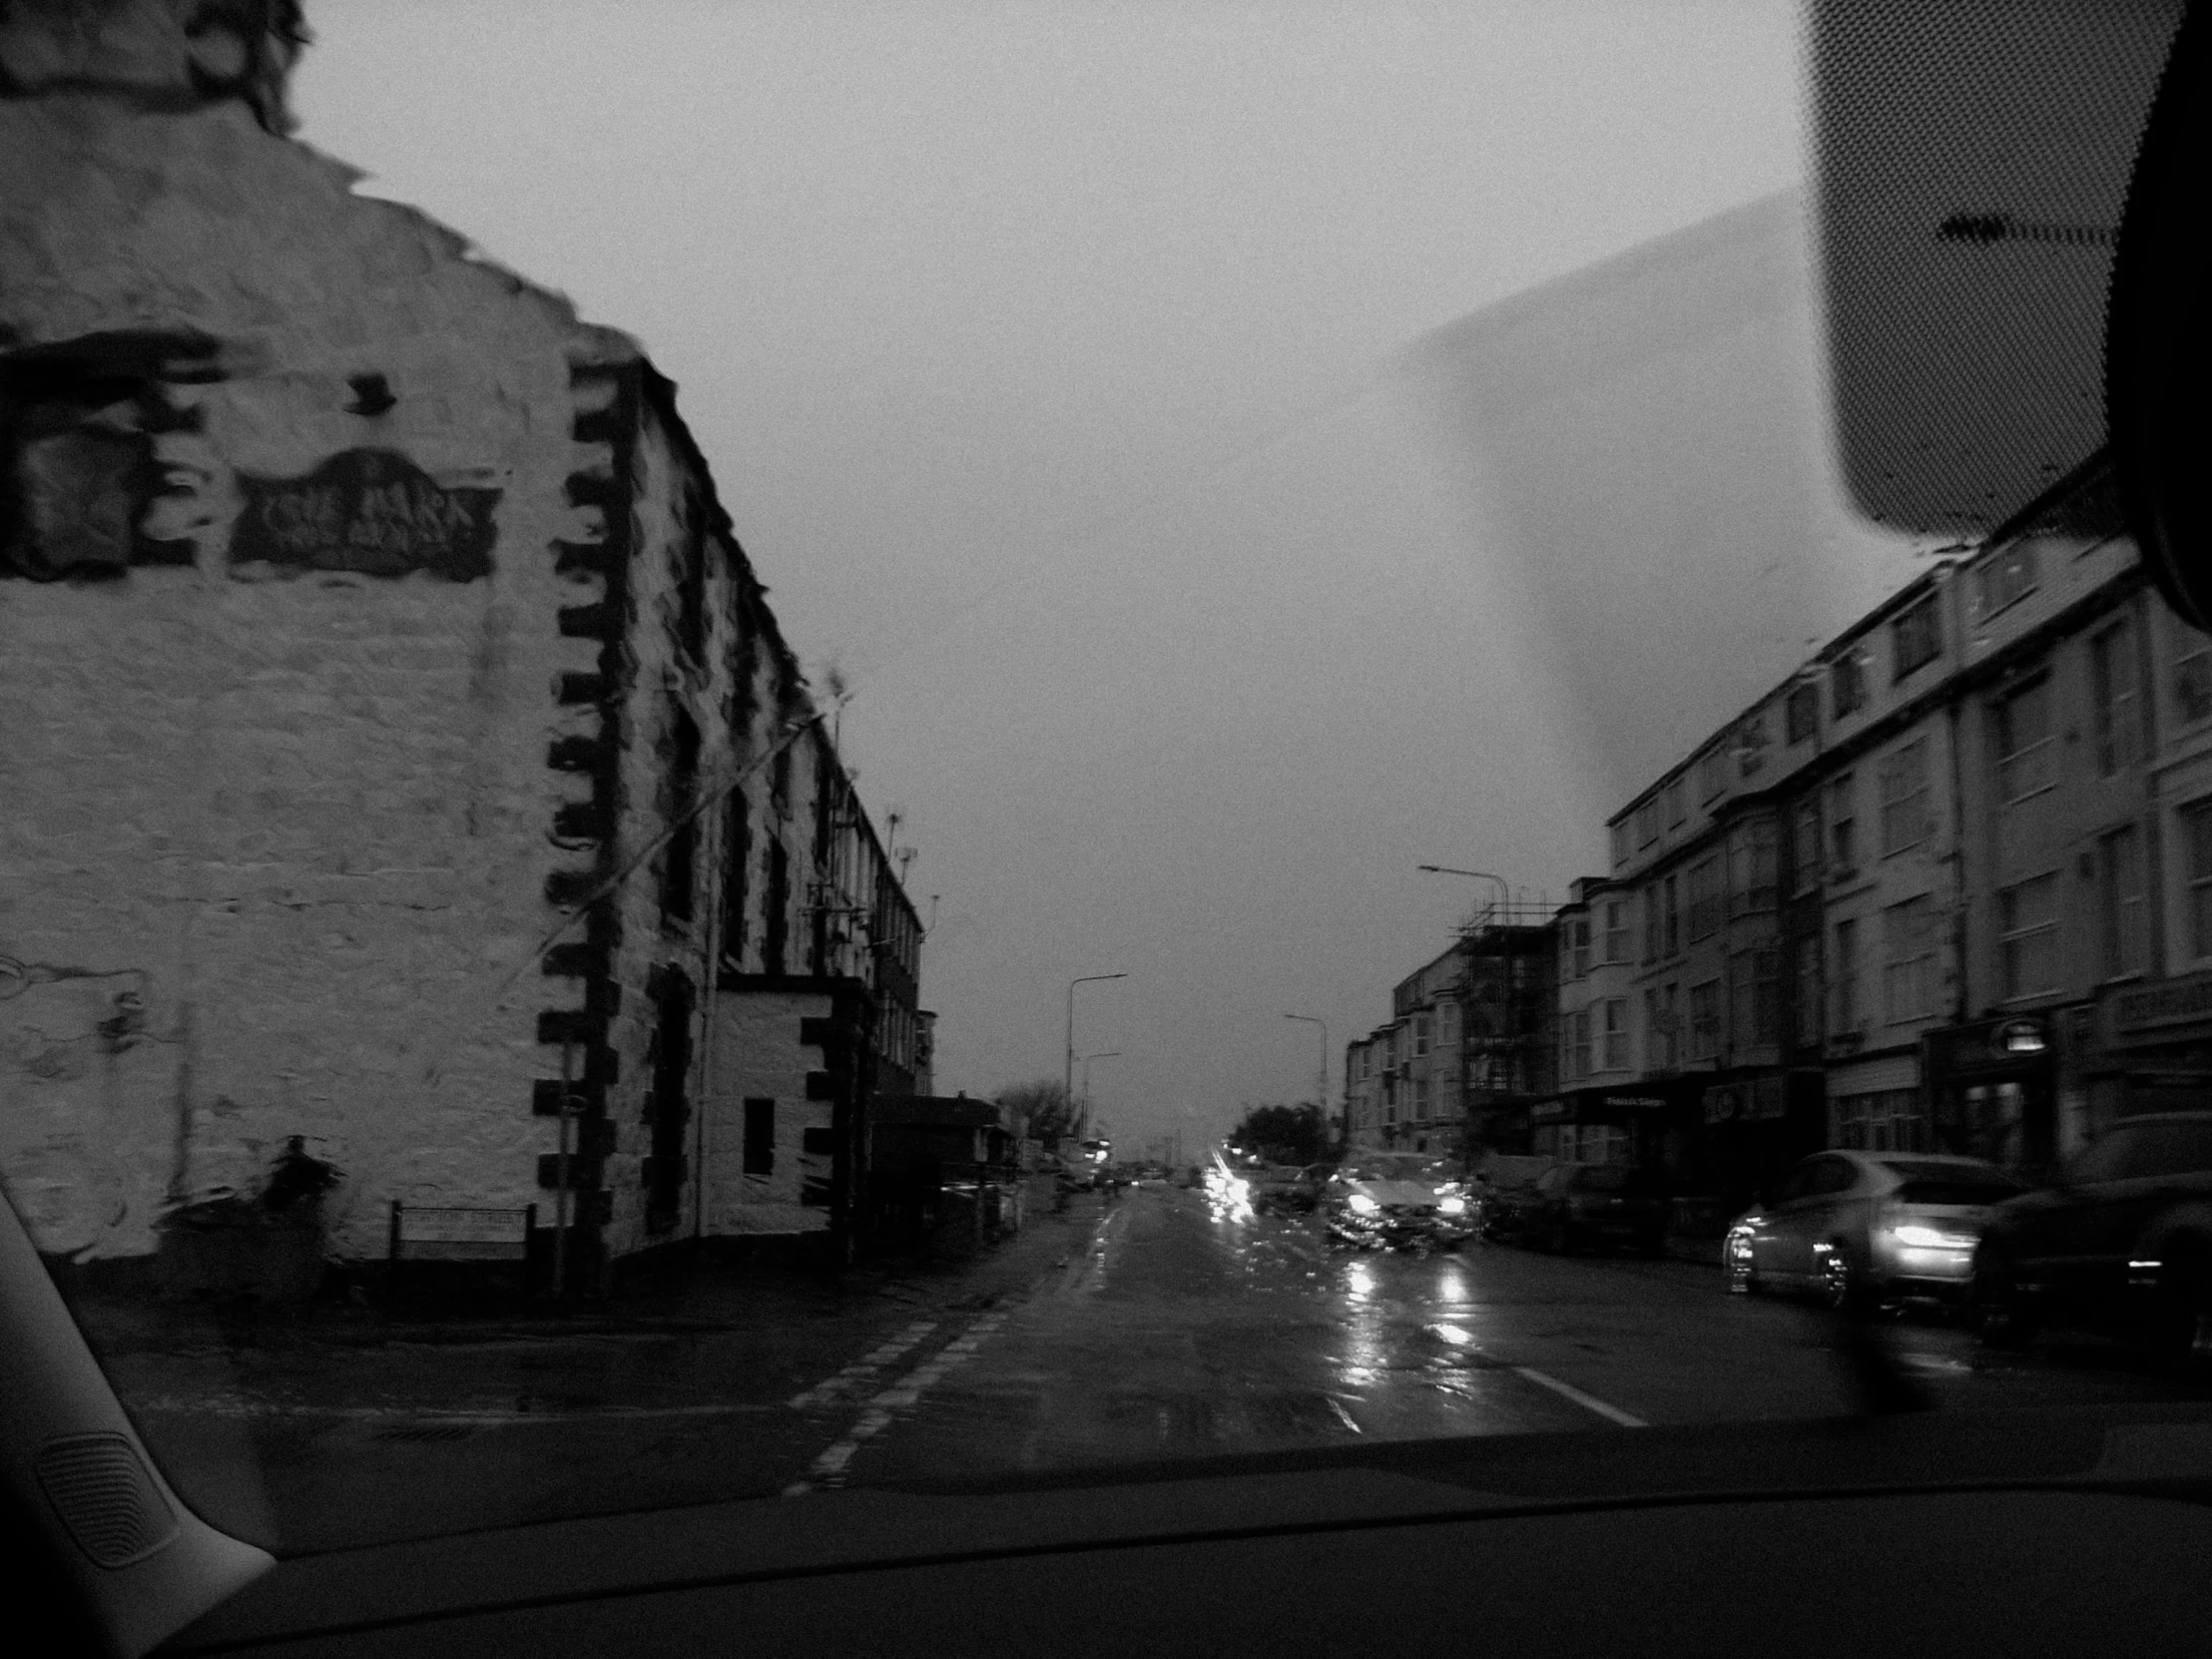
[1971,1111,2212,1363]
[1496,1163,1669,1255]
[1726,1150,2024,1310]
[1245,1164,1312,1214]
[1321,1154,1473,1253]
[1472,1154,1557,1240]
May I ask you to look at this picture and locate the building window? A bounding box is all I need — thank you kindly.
[1833,1089,1927,1153]
[1794,932,1823,1048]
[1833,917,1861,1033]
[1785,682,1819,746]
[1687,856,1723,941]
[1893,596,1940,680]
[2090,618,2142,777]
[1412,1077,1430,1121]
[1664,778,1687,828]
[1832,651,1868,719]
[1563,917,1591,980]
[2098,825,2146,979]
[1600,999,1629,1071]
[1728,818,1778,915]
[742,1098,776,1176]
[1698,748,1727,803]
[1976,542,2037,618]
[1998,873,2060,999]
[1643,883,1662,963]
[1992,677,2055,805]
[1412,1015,1430,1057]
[1635,799,1660,848]
[1883,895,1939,1023]
[1603,899,1631,963]
[1880,740,1933,855]
[1438,1002,1458,1043]
[1730,947,1780,1048]
[1663,873,1680,956]
[1736,714,1770,779]
[2176,627,2212,726]
[1610,820,1631,867]
[1647,981,1679,1069]
[1793,799,1823,895]
[1829,772,1858,873]
[1688,980,1721,1060]
[2185,800,2212,959]
[1562,1008,1593,1083]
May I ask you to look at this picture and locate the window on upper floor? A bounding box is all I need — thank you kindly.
[1833,916,1861,1034]
[1976,542,2037,618]
[1793,798,1823,895]
[1728,818,1777,916]
[2090,617,2143,777]
[2184,800,2212,961]
[2098,825,2146,979]
[1663,777,1686,828]
[1599,998,1629,1071]
[1992,676,2055,804]
[1736,713,1769,779]
[1829,772,1859,873]
[1687,856,1723,941]
[1412,1014,1430,1057]
[1730,946,1780,1048]
[1997,872,2061,1000]
[1880,740,1933,855]
[1688,979,1721,1061]
[1794,931,1823,1048]
[2176,626,2212,727]
[1662,872,1680,956]
[1643,882,1662,963]
[1832,650,1868,719]
[1697,747,1727,803]
[1893,596,1940,680]
[1609,820,1631,867]
[1785,681,1818,746]
[1603,899,1631,964]
[1635,798,1660,848]
[1883,894,1939,1023]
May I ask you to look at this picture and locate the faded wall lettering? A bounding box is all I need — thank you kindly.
[232,448,499,580]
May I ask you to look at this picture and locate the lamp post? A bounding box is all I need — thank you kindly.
[1283,1012,1328,1150]
[1065,973,1127,1136]
[1416,863,1511,926]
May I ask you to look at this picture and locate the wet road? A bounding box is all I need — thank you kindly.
[123,1183,2201,1550]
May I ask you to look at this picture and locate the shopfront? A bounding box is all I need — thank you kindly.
[1533,1083,1704,1172]
[1692,1069,1823,1209]
[1921,1011,2067,1175]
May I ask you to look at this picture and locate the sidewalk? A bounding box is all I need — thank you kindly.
[66,1192,1112,1359]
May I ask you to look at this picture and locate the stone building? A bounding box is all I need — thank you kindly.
[0,2,921,1283]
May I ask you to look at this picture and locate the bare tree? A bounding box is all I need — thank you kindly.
[996,1078,1077,1146]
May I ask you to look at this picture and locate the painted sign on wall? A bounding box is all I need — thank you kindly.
[232,449,498,580]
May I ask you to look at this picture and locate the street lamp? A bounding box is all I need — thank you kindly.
[1417,863,1511,924]
[1065,973,1127,1135]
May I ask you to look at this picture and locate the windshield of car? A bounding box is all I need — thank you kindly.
[2,0,2200,1569]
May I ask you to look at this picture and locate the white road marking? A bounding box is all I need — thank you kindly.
[787,1320,939,1410]
[786,1310,1009,1495]
[1511,1366,1647,1428]
[1325,1395,1363,1433]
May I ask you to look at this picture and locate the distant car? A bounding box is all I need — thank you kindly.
[1971,1112,2212,1361]
[1496,1163,1669,1255]
[1726,1150,2024,1310]
[1322,1154,1472,1252]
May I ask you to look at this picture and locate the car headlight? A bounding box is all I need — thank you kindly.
[1890,1223,1974,1250]
[1438,1195,1467,1216]
[1348,1193,1380,1215]
[1227,1179,1251,1202]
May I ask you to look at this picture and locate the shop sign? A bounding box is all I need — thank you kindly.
[1529,1100,1569,1121]
[1704,1078,1785,1124]
[1704,1085,1740,1124]
[1599,1095,1671,1111]
[2112,972,2212,1037]
[1990,1017,2049,1057]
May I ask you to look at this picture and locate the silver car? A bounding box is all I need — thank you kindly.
[1725,1151,2025,1310]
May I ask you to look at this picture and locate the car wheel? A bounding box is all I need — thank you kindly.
[1969,1256,2039,1350]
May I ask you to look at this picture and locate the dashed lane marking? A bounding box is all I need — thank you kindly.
[784,1311,1009,1496]
[1511,1365,1648,1428]
[787,1320,939,1410]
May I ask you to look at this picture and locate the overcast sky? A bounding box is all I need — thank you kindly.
[293,2,1917,1153]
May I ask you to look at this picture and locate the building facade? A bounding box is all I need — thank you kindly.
[0,6,921,1284]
